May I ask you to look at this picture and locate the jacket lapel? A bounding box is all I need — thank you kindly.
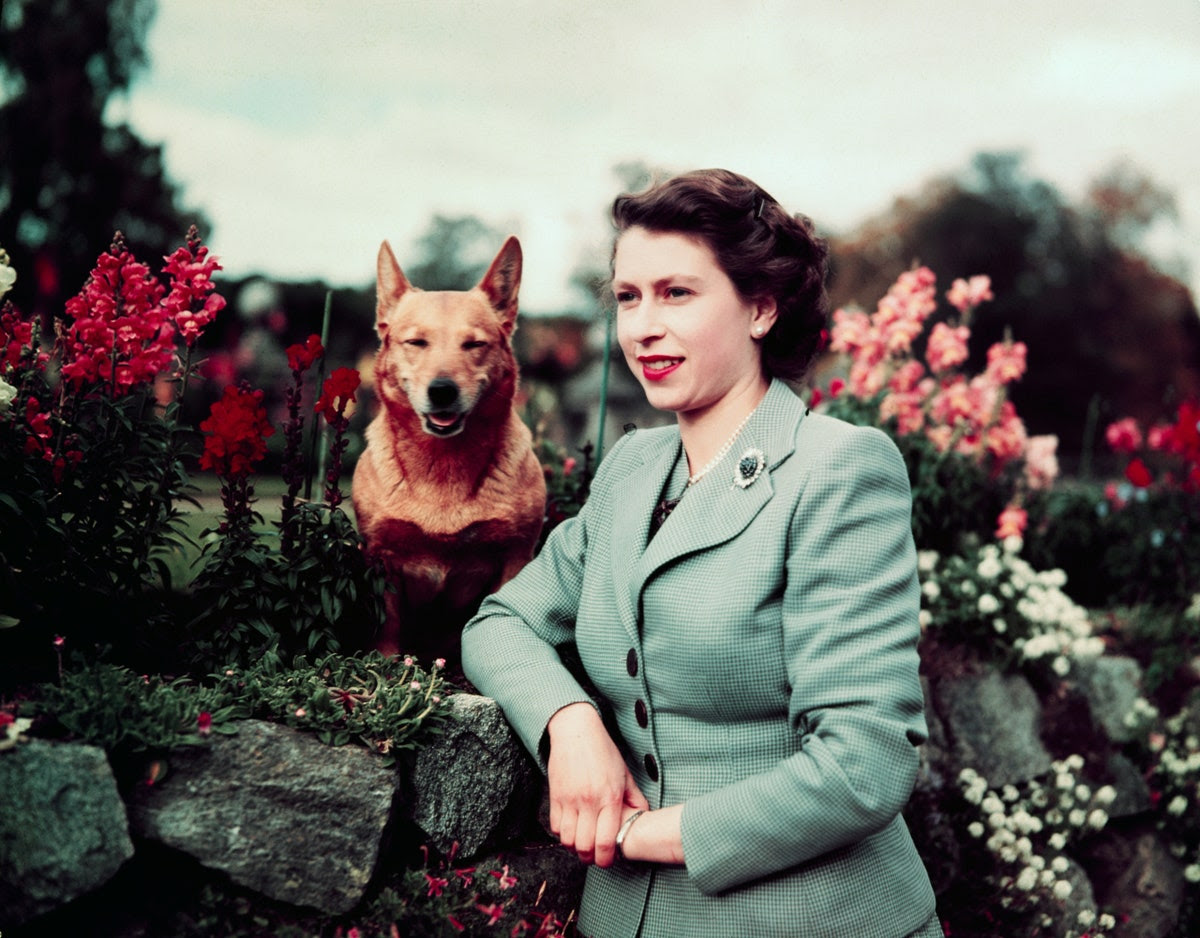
[608,428,683,641]
[634,379,806,596]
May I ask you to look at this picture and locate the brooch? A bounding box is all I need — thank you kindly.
[733,448,765,489]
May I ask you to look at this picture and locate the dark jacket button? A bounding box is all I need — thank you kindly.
[626,648,638,677]
[635,699,648,727]
[644,753,659,781]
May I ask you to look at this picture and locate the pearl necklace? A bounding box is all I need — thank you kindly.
[686,404,759,488]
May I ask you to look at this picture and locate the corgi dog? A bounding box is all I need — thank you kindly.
[352,236,546,663]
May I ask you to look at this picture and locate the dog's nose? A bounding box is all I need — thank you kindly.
[427,377,460,409]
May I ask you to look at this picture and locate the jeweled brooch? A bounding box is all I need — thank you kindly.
[733,448,765,489]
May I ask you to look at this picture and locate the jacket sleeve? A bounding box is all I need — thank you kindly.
[679,425,927,895]
[461,434,632,770]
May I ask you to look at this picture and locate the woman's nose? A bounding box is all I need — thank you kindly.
[624,299,666,344]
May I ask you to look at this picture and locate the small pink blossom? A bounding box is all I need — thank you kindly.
[295,707,307,718]
[1104,417,1143,454]
[946,275,994,313]
[995,504,1028,540]
[476,901,505,926]
[425,873,449,897]
[410,680,422,691]
[926,322,971,374]
[434,657,447,670]
[984,340,1027,385]
[1024,435,1060,490]
[197,712,212,737]
[53,634,65,648]
[490,864,518,890]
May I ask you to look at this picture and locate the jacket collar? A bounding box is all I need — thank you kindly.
[610,379,808,641]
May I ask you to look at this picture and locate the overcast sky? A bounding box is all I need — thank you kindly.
[112,0,1200,314]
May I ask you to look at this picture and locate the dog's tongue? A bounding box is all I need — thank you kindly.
[428,413,458,428]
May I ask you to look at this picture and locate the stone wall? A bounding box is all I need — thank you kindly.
[0,655,1191,936]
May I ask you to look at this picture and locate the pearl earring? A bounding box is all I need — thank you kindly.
[754,326,764,336]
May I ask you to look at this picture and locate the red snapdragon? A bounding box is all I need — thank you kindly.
[200,385,275,479]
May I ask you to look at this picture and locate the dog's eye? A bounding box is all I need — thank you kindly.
[462,340,488,350]
[404,338,428,348]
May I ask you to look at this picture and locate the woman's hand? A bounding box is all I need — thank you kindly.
[546,702,649,867]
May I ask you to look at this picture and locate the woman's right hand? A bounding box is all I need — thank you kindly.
[546,702,649,868]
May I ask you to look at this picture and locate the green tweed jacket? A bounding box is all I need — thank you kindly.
[462,379,937,938]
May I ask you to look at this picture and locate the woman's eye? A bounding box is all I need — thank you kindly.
[665,287,691,299]
[614,291,637,305]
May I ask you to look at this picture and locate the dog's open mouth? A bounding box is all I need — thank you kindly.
[423,411,467,437]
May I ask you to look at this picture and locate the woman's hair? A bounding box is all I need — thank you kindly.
[611,168,829,381]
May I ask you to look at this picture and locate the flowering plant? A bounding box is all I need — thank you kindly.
[187,340,385,671]
[1144,699,1200,931]
[0,230,222,683]
[814,268,1058,551]
[917,539,1104,677]
[953,757,1117,937]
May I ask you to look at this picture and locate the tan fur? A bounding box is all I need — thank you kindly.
[352,236,546,662]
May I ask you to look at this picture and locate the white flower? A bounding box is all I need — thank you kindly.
[922,580,941,601]
[1095,785,1117,806]
[968,821,985,838]
[0,255,15,297]
[1077,909,1096,927]
[978,593,1001,615]
[918,609,933,629]
[1016,867,1038,891]
[977,555,1003,579]
[1185,864,1200,883]
[1099,913,1115,929]
[1003,535,1023,554]
[1066,754,1084,771]
[1074,783,1091,801]
[0,377,16,414]
[1087,809,1108,830]
[1001,784,1020,803]
[1051,855,1069,873]
[1053,879,1073,899]
[1168,795,1188,816]
[1052,655,1070,676]
[1049,832,1067,850]
[960,579,978,596]
[982,794,1005,815]
[1068,808,1087,827]
[1055,772,1074,790]
[917,550,939,573]
[993,618,1007,634]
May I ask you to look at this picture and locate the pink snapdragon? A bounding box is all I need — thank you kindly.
[985,340,1027,385]
[926,322,970,374]
[946,275,994,313]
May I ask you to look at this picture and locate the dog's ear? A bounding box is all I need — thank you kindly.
[477,236,522,333]
[376,240,412,334]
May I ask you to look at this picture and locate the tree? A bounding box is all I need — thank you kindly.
[0,0,204,314]
[828,152,1200,471]
[401,215,506,292]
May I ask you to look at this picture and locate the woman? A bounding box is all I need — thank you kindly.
[462,169,939,938]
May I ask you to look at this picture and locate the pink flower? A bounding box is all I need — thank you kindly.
[197,712,212,737]
[425,873,449,897]
[984,341,1026,385]
[828,377,845,398]
[879,390,926,435]
[945,275,994,313]
[1024,435,1060,490]
[925,322,971,374]
[995,505,1028,540]
[434,658,446,670]
[53,634,65,648]
[490,864,518,890]
[562,457,577,475]
[476,901,506,926]
[1104,417,1143,454]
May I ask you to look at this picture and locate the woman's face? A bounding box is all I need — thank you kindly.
[612,226,776,421]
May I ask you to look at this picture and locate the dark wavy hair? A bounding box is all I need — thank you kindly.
[611,168,829,381]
